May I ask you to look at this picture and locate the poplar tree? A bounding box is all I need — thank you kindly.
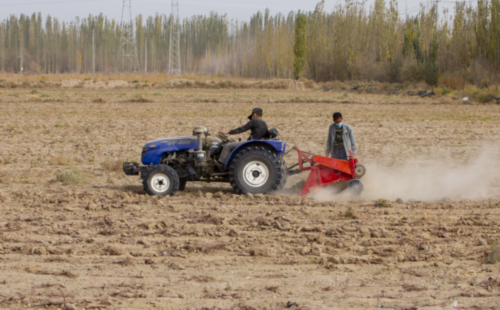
[293,12,307,80]
[0,1,500,85]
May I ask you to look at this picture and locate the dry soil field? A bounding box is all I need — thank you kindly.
[1,83,500,310]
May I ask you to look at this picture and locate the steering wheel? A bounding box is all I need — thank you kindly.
[217,133,236,143]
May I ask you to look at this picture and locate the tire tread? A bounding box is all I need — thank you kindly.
[142,165,180,197]
[228,146,285,195]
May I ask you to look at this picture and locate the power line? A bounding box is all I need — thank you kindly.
[0,0,109,7]
[440,0,476,3]
[143,0,316,12]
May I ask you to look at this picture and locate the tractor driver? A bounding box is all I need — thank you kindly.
[215,108,269,172]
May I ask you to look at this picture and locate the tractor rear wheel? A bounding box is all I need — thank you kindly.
[277,162,288,191]
[143,165,180,197]
[229,146,285,195]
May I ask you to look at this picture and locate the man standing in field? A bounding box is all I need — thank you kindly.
[326,112,357,160]
[215,108,269,172]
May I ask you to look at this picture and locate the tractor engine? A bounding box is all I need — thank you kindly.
[158,126,223,180]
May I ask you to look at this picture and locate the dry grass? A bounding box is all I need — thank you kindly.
[93,97,106,103]
[375,199,392,208]
[103,246,124,256]
[265,286,280,292]
[490,245,500,264]
[128,96,153,103]
[56,169,88,184]
[113,257,135,266]
[402,283,428,291]
[0,169,9,184]
[101,160,123,172]
[344,207,360,219]
[49,155,74,166]
[2,75,500,105]
[439,74,466,90]
[185,275,215,282]
[0,73,269,84]
[24,266,78,278]
[44,256,71,263]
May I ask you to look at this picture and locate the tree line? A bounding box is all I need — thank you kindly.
[1,0,499,85]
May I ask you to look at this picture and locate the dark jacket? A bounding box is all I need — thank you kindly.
[229,118,269,140]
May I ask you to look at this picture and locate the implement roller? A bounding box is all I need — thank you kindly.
[286,146,366,196]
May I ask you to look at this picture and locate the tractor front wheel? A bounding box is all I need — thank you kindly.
[229,146,285,195]
[143,165,180,197]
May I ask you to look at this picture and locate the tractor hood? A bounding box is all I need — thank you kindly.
[144,136,198,150]
[142,136,199,165]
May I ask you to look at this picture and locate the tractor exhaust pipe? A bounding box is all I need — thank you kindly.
[193,126,207,167]
[197,134,203,151]
[193,126,207,151]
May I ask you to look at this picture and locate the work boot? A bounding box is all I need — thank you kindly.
[214,160,226,172]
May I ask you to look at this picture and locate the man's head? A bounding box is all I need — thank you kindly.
[248,108,263,120]
[333,112,343,124]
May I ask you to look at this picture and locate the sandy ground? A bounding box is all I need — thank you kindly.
[0,86,500,309]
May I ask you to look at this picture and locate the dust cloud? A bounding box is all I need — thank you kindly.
[311,144,500,202]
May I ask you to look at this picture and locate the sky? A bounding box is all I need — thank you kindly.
[0,0,464,22]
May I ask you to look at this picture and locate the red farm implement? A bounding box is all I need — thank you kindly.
[287,146,366,196]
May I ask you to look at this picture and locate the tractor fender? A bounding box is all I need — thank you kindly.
[224,140,287,169]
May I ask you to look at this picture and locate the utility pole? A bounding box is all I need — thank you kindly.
[120,0,138,73]
[145,35,148,73]
[19,43,23,75]
[19,24,23,74]
[405,0,408,21]
[0,23,3,73]
[92,29,95,75]
[435,0,440,23]
[168,0,181,76]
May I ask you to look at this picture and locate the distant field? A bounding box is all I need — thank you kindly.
[0,85,499,309]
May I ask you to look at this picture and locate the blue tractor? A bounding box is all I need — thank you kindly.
[123,126,287,196]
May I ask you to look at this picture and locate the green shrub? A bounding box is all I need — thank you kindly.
[401,62,423,83]
[386,57,403,83]
[57,169,88,184]
[477,93,496,103]
[422,61,438,86]
[442,87,453,95]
